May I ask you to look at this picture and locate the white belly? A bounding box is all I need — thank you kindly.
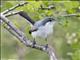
[31,22,55,39]
[32,27,48,38]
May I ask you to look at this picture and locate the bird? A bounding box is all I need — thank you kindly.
[19,11,56,48]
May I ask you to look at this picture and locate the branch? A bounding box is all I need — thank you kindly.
[5,11,23,17]
[39,5,55,10]
[60,13,80,17]
[1,2,28,14]
[0,14,58,60]
[4,10,80,19]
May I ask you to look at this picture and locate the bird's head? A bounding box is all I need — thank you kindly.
[46,17,57,25]
[45,17,56,22]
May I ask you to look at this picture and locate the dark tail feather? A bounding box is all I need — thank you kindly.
[18,11,35,25]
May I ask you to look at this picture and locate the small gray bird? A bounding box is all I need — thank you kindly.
[19,11,56,47]
[29,17,56,39]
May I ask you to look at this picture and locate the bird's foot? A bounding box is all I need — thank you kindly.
[44,44,48,50]
[32,39,36,48]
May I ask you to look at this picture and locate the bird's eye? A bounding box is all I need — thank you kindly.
[29,30,32,34]
[49,19,52,21]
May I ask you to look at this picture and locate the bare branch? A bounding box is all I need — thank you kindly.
[39,5,55,10]
[61,13,80,17]
[1,2,28,14]
[5,10,23,17]
[0,14,58,60]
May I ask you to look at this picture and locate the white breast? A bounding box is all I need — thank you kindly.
[31,21,56,39]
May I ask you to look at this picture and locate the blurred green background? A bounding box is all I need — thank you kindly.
[1,1,80,60]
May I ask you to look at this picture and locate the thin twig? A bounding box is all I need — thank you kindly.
[1,2,28,14]
[39,5,55,10]
[0,14,58,60]
[4,10,80,18]
[60,13,80,17]
[5,10,23,17]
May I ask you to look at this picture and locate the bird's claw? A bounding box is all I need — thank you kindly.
[32,39,36,48]
[44,44,48,50]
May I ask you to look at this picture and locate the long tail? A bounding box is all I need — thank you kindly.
[18,11,35,25]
